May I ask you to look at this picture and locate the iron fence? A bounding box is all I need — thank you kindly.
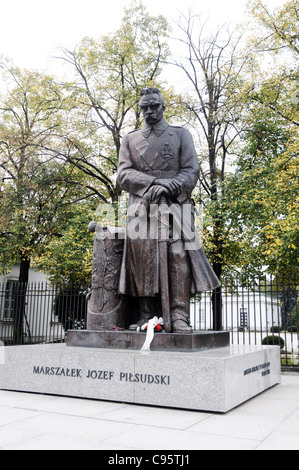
[0,282,88,345]
[0,273,298,368]
[190,273,298,368]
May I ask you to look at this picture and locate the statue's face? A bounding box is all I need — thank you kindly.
[140,93,165,125]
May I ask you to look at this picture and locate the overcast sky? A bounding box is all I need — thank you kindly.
[0,0,286,77]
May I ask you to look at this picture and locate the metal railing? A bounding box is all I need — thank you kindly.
[0,282,88,345]
[190,273,298,368]
[0,273,297,367]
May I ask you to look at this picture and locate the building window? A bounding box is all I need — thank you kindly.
[240,307,248,328]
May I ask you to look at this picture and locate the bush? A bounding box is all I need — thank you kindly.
[270,326,281,333]
[287,326,299,333]
[290,301,299,329]
[262,335,284,349]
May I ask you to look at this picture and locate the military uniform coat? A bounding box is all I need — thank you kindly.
[117,118,220,298]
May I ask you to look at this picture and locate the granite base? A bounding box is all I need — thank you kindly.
[0,343,281,413]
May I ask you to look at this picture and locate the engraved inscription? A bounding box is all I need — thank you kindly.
[244,362,271,376]
[32,365,170,386]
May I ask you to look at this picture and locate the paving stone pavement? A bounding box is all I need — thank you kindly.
[0,373,298,450]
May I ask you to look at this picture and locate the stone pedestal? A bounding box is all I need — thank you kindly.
[66,330,230,352]
[0,343,281,413]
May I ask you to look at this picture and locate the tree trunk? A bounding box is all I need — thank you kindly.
[212,207,224,330]
[211,216,223,331]
[212,263,223,331]
[209,139,224,331]
[13,257,30,345]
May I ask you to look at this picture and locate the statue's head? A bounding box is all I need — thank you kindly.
[139,87,165,125]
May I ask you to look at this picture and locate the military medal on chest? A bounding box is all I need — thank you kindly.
[161,141,174,160]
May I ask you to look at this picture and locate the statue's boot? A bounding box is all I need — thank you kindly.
[168,240,192,332]
[129,297,153,330]
[172,319,192,332]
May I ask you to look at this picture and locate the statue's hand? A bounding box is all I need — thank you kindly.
[144,185,169,203]
[154,178,181,198]
[88,221,97,233]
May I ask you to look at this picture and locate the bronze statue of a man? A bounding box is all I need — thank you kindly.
[117,87,220,332]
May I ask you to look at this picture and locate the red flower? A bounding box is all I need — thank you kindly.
[145,324,163,332]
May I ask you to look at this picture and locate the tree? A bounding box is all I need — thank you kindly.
[0,61,88,342]
[56,0,177,214]
[246,0,299,126]
[223,0,299,277]
[247,0,299,57]
[0,61,82,279]
[23,1,188,285]
[30,1,189,284]
[33,202,95,285]
[224,103,298,275]
[170,13,250,328]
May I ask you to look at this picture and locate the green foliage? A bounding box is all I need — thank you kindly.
[247,0,299,57]
[270,326,282,333]
[262,335,284,349]
[290,300,299,328]
[287,326,299,333]
[0,65,65,266]
[0,1,180,283]
[217,0,299,276]
[224,107,299,275]
[0,61,96,282]
[0,0,298,285]
[33,203,95,285]
[173,15,250,278]
[58,0,178,206]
